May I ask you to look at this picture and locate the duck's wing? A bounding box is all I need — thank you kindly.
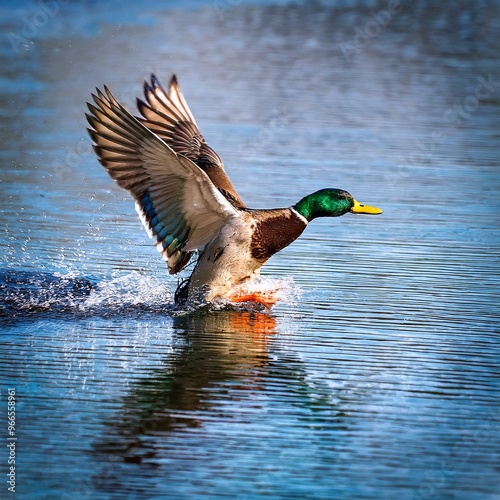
[136,74,246,208]
[86,85,239,275]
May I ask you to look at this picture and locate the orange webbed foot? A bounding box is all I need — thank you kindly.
[229,291,279,309]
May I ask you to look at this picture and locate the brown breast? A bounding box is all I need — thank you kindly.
[250,209,307,262]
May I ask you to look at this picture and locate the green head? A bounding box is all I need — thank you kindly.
[293,188,382,222]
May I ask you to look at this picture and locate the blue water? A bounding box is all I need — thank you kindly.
[1,1,500,499]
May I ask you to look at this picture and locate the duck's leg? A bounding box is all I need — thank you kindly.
[229,291,278,309]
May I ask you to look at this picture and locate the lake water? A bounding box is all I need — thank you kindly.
[1,1,500,499]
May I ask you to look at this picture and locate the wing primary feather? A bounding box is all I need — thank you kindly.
[87,82,240,274]
[135,74,246,209]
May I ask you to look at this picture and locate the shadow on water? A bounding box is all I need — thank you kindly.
[0,269,96,317]
[0,269,176,320]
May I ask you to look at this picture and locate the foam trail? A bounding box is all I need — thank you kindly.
[79,271,174,314]
[0,270,174,318]
[1,270,300,317]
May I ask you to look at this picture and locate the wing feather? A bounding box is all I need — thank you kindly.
[136,74,246,208]
[86,85,239,274]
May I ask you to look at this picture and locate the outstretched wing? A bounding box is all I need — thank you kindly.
[136,74,246,208]
[86,85,239,274]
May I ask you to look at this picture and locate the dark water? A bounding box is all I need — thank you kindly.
[1,1,500,498]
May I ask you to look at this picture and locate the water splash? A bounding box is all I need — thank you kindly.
[0,270,301,319]
[0,270,93,317]
[0,270,173,318]
[211,276,302,312]
[82,271,173,314]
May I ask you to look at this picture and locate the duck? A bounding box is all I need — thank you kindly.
[86,74,382,308]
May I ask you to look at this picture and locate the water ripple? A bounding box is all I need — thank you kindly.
[1,1,500,499]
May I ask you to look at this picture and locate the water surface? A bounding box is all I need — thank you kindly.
[1,1,499,499]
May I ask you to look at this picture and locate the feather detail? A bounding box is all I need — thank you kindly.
[136,74,246,208]
[86,85,239,274]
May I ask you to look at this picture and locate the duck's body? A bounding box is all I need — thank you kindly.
[86,74,382,308]
[185,207,307,303]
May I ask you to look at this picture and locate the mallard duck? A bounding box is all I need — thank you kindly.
[86,74,382,308]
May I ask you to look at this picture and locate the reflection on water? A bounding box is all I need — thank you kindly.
[90,311,350,499]
[1,0,500,499]
[95,312,276,456]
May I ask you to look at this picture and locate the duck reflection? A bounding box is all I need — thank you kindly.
[140,310,277,431]
[93,309,286,463]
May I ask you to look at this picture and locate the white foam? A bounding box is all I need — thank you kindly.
[2,271,301,317]
[81,271,173,313]
[209,276,302,312]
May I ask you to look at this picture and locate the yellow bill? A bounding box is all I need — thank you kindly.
[351,199,383,215]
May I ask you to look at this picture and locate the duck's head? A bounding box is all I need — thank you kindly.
[293,188,382,222]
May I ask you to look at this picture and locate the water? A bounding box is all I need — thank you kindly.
[1,1,500,498]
